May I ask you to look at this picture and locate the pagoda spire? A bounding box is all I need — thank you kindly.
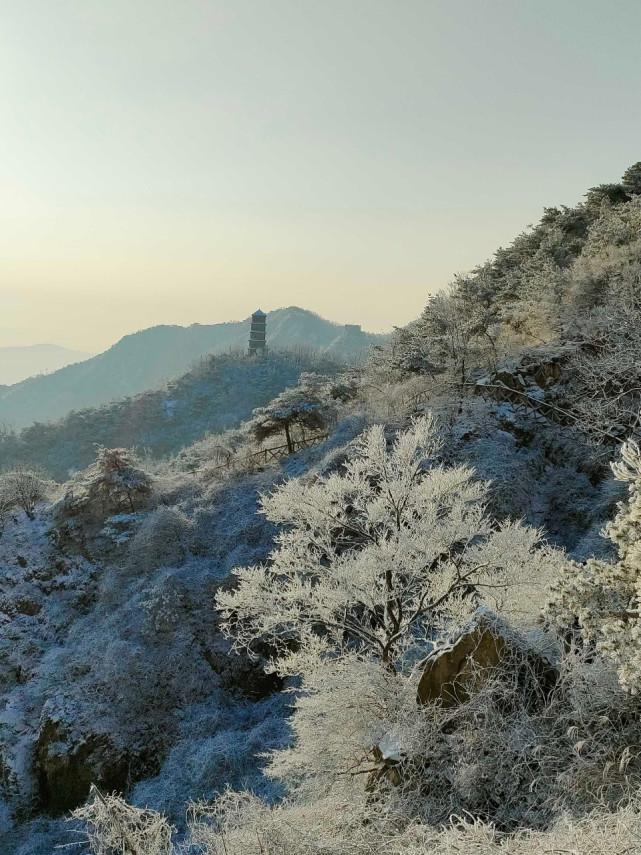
[248,309,267,355]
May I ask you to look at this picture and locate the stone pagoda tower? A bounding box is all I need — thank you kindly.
[248,309,267,355]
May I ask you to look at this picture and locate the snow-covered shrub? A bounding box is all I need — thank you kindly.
[141,583,182,635]
[72,786,173,855]
[130,693,289,820]
[185,790,383,855]
[55,446,152,525]
[75,773,641,855]
[127,507,193,574]
[0,473,16,533]
[547,438,641,693]
[262,638,641,828]
[354,372,430,424]
[180,793,641,855]
[198,440,266,483]
[177,427,250,474]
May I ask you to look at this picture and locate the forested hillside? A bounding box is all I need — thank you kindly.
[383,162,641,429]
[0,351,341,479]
[0,307,386,429]
[4,163,641,855]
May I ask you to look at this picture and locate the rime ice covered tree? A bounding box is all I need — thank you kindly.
[217,415,557,677]
[374,278,500,381]
[1,464,51,520]
[622,161,641,197]
[88,446,152,514]
[56,446,152,524]
[248,373,336,453]
[548,439,641,693]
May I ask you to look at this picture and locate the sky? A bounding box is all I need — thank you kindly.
[1,0,641,351]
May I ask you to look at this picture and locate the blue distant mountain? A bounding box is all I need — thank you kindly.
[0,344,93,386]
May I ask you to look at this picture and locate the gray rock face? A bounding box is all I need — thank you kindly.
[417,611,558,708]
[36,714,132,815]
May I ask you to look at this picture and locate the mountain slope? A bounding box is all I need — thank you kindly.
[0,350,341,479]
[5,165,641,853]
[0,344,93,386]
[0,308,386,429]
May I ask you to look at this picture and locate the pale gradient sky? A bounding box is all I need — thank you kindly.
[1,0,640,351]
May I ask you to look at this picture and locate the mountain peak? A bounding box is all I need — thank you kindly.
[0,344,94,386]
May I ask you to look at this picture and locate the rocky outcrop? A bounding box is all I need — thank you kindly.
[367,613,559,795]
[35,702,145,816]
[417,611,558,708]
[37,723,127,815]
[474,346,572,406]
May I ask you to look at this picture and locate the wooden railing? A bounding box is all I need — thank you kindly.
[255,433,329,464]
[208,433,329,474]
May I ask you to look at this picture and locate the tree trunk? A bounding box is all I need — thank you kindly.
[284,421,294,454]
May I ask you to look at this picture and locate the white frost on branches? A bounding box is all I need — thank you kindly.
[72,786,174,855]
[548,438,641,692]
[217,415,559,677]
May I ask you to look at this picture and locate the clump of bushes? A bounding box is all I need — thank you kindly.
[127,507,193,574]
[55,446,152,525]
[72,418,641,855]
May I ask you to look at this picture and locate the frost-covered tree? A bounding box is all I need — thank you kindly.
[585,183,630,212]
[570,308,641,442]
[249,373,336,453]
[426,280,501,381]
[375,280,500,381]
[216,418,565,811]
[372,316,442,376]
[622,161,641,197]
[56,446,152,523]
[2,464,51,519]
[92,446,152,513]
[0,473,16,533]
[547,439,641,693]
[218,416,557,676]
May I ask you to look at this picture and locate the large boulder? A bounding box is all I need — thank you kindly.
[417,610,558,708]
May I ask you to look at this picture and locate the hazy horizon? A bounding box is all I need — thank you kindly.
[2,0,641,350]
[1,304,383,356]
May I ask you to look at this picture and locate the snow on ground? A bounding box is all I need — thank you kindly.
[0,406,620,854]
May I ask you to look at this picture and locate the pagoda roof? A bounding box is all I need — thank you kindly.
[252,309,266,316]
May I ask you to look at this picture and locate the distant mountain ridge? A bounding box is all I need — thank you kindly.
[0,307,387,429]
[0,344,93,386]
